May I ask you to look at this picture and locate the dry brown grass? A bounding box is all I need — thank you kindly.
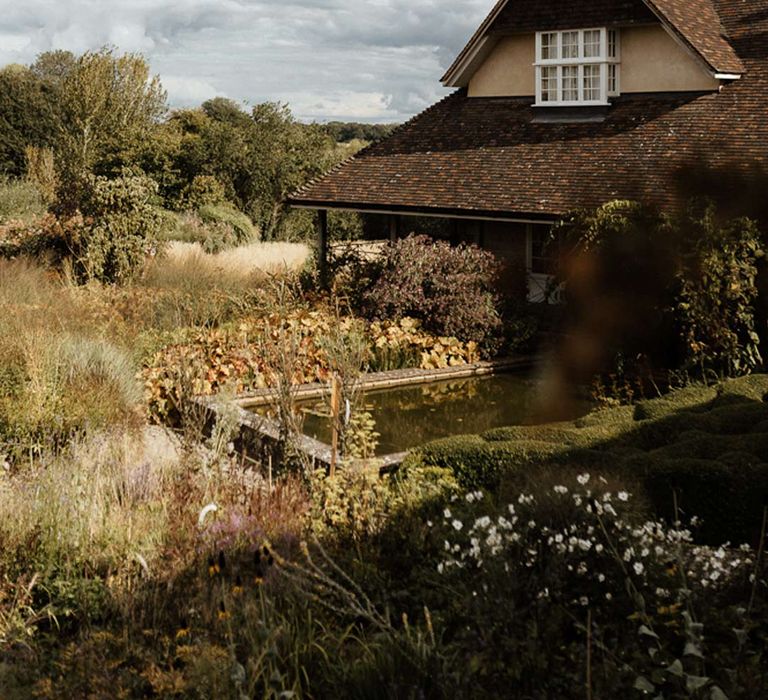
[165,240,310,278]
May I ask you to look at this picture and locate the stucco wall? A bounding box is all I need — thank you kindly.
[467,24,718,98]
[620,25,718,93]
[468,35,536,98]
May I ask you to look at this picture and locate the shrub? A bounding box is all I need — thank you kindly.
[161,211,242,254]
[403,435,561,491]
[180,175,227,209]
[556,200,765,382]
[362,235,503,355]
[674,205,764,376]
[7,174,165,283]
[641,457,768,544]
[73,174,165,284]
[199,203,256,245]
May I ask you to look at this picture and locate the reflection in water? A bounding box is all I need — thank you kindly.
[296,373,587,456]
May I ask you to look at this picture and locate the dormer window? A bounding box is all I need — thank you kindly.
[535,28,620,106]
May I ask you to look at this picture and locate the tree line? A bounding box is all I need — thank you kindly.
[0,48,396,240]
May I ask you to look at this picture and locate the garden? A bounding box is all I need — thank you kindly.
[0,48,767,700]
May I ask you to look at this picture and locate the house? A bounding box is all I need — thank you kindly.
[288,0,768,300]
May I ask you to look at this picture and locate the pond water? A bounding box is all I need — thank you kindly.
[291,372,583,456]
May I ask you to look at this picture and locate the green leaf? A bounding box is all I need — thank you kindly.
[710,686,729,700]
[665,659,685,677]
[686,675,710,693]
[684,641,704,659]
[634,676,656,694]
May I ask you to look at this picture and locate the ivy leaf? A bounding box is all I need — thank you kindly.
[638,624,659,639]
[710,686,729,700]
[684,641,704,659]
[686,675,710,693]
[634,676,656,694]
[665,659,685,677]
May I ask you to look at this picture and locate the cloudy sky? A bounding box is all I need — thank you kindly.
[0,0,491,122]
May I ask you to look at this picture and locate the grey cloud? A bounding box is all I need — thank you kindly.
[0,0,491,121]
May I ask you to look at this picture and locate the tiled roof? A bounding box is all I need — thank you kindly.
[491,0,656,34]
[291,0,767,219]
[647,0,744,73]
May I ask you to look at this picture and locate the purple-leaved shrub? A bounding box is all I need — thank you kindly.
[362,235,503,356]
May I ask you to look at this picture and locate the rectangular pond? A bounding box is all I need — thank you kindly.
[253,372,585,457]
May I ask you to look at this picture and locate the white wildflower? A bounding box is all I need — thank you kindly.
[452,520,463,531]
[617,491,629,502]
[577,473,590,486]
[553,485,568,495]
[633,562,645,575]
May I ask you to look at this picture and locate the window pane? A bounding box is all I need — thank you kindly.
[583,29,601,58]
[562,31,579,59]
[583,64,601,101]
[608,30,618,59]
[540,66,559,102]
[562,65,579,101]
[541,32,559,60]
[608,64,618,95]
[530,226,558,275]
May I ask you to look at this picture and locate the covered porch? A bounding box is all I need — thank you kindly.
[307,204,559,303]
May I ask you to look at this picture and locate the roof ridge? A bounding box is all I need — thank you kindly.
[441,0,509,84]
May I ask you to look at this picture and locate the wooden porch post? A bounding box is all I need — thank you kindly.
[317,209,329,289]
[388,214,399,243]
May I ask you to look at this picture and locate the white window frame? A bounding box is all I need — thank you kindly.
[534,28,621,107]
[526,224,564,304]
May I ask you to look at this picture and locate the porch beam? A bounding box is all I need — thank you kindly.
[317,209,329,289]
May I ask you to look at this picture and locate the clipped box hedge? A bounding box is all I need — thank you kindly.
[404,374,768,544]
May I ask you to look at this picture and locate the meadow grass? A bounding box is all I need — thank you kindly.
[164,240,310,277]
[0,179,44,225]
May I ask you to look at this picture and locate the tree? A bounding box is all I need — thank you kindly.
[54,48,167,211]
[244,102,336,240]
[31,50,76,86]
[0,65,58,176]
